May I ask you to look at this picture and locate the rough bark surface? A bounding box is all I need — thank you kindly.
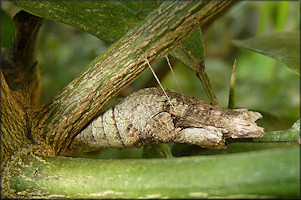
[67,88,264,155]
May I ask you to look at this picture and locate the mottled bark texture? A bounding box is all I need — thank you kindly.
[67,88,264,155]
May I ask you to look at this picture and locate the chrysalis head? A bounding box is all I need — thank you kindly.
[170,94,264,149]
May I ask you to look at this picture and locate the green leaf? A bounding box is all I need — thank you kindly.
[169,28,205,70]
[13,1,162,43]
[232,31,300,75]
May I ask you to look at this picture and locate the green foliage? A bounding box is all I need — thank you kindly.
[13,1,161,43]
[170,28,205,70]
[232,31,300,75]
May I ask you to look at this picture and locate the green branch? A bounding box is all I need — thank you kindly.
[8,147,299,198]
[252,119,300,143]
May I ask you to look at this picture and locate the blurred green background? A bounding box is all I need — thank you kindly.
[1,1,299,159]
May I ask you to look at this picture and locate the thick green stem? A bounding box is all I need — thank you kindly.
[7,147,299,198]
[31,1,231,155]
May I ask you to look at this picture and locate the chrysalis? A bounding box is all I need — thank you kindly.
[67,88,264,155]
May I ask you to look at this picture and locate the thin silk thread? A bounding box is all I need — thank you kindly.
[165,55,182,93]
[145,58,176,110]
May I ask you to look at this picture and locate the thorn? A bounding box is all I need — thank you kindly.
[228,59,236,109]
